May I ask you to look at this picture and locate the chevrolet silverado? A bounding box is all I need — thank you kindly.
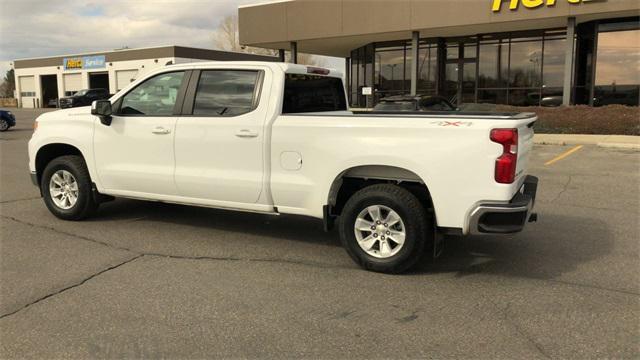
[28,62,538,273]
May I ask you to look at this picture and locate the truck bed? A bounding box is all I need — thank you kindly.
[271,110,536,232]
[350,110,537,120]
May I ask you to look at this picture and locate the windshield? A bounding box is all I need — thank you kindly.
[373,101,416,111]
[74,89,90,96]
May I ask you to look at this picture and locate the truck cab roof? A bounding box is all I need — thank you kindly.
[165,61,343,79]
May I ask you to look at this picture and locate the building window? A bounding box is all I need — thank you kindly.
[20,91,36,97]
[349,44,375,107]
[594,23,640,106]
[509,36,543,89]
[476,30,566,106]
[444,38,478,105]
[418,42,438,95]
[478,39,508,90]
[375,43,408,100]
[348,28,571,107]
[541,35,566,106]
[350,49,358,106]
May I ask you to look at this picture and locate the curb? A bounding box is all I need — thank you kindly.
[534,140,569,146]
[596,143,640,150]
[534,135,640,150]
[534,140,640,150]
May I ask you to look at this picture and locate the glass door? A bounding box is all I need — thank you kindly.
[444,40,477,106]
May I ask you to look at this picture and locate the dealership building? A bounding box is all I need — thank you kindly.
[239,0,639,108]
[13,46,276,108]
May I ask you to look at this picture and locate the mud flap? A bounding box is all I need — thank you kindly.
[433,228,444,258]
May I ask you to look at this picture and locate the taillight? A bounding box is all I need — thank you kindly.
[490,128,518,184]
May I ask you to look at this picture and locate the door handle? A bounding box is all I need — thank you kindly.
[235,129,258,138]
[152,127,171,135]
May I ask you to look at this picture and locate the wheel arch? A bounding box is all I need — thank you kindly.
[35,143,85,186]
[325,165,435,230]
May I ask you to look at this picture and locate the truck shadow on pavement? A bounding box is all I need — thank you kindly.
[94,200,611,279]
[95,199,340,247]
[418,213,613,280]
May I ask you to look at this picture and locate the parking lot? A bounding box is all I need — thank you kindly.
[1,108,638,358]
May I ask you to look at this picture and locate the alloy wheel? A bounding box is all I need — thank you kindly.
[354,205,406,258]
[49,170,79,209]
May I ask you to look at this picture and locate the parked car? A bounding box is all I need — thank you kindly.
[373,95,456,112]
[0,109,16,132]
[28,62,538,274]
[540,95,563,107]
[58,88,110,109]
[47,98,59,108]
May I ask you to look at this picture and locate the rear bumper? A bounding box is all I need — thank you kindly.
[468,175,538,235]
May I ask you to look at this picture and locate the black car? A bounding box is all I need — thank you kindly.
[373,95,456,112]
[0,110,16,132]
[59,89,110,109]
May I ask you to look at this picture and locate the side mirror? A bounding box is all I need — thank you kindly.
[91,100,112,126]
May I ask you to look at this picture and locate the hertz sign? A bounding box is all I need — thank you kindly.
[492,0,603,12]
[63,55,106,70]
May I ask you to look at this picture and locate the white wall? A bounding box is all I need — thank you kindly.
[174,57,209,64]
[13,56,176,108]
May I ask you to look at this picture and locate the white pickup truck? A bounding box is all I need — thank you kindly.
[28,62,538,273]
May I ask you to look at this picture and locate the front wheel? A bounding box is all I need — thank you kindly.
[41,155,98,220]
[339,184,433,274]
[0,119,9,132]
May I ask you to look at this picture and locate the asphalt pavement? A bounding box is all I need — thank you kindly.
[1,108,638,358]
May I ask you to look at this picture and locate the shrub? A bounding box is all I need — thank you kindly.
[494,105,640,135]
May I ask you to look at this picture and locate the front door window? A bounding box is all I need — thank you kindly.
[118,71,185,116]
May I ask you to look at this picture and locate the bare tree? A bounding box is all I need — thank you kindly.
[290,52,324,67]
[0,69,15,98]
[213,15,323,66]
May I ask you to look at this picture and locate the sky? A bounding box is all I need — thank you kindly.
[0,0,343,78]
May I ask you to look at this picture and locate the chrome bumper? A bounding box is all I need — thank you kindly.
[468,175,538,235]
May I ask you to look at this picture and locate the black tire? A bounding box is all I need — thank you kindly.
[0,119,9,132]
[339,184,433,274]
[41,155,98,220]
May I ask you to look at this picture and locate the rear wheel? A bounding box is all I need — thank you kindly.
[41,155,98,220]
[339,184,432,274]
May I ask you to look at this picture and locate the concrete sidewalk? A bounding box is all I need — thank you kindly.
[534,134,640,150]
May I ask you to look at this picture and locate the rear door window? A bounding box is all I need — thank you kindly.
[282,74,347,114]
[192,70,260,116]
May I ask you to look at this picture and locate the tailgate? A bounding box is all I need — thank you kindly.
[516,116,536,182]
